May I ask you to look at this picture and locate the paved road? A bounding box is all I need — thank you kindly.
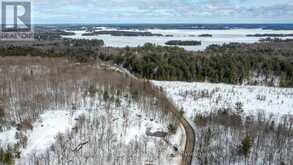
[106,64,196,165]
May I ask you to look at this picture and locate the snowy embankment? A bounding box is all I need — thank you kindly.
[152,81,293,121]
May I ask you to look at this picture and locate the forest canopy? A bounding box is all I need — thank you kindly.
[101,41,293,87]
[1,38,293,87]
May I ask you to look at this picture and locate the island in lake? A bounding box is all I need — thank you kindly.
[247,34,293,37]
[165,34,174,37]
[198,34,213,37]
[82,30,163,36]
[165,40,201,46]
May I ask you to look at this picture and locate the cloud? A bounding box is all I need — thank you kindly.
[30,0,293,23]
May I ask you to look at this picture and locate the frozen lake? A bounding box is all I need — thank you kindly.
[62,28,293,51]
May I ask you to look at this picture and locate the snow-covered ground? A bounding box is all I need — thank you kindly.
[14,95,184,165]
[0,127,18,149]
[62,28,293,51]
[152,81,293,121]
[0,58,184,165]
[152,80,293,164]
[20,110,85,160]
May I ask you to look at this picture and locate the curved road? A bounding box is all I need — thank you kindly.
[153,86,195,165]
[105,64,196,165]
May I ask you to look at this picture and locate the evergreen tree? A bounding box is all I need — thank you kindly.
[240,135,253,159]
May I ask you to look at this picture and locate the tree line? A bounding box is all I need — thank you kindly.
[101,41,293,87]
[1,38,293,87]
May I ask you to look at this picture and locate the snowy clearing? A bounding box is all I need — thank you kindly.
[152,81,293,121]
[19,110,85,159]
[152,80,293,165]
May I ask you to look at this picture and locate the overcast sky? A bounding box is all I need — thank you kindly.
[30,0,293,24]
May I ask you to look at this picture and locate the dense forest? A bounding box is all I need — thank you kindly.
[1,37,293,87]
[0,39,104,63]
[1,32,293,164]
[100,41,293,87]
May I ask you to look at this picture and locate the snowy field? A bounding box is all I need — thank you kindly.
[152,81,293,164]
[62,28,293,51]
[152,81,293,121]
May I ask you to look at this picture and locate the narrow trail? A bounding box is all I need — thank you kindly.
[106,64,195,165]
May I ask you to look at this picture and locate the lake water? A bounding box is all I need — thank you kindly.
[62,28,293,51]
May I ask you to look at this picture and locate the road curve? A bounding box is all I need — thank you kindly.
[152,85,195,165]
[106,64,196,165]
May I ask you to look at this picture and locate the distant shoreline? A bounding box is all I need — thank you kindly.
[35,23,293,31]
